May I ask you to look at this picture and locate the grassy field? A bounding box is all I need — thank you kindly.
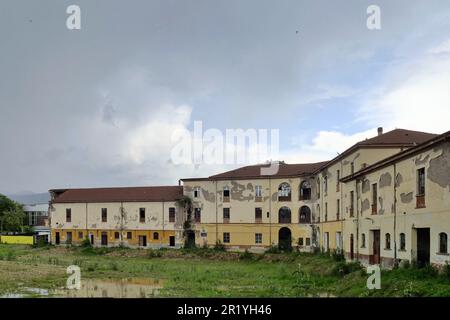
[0,244,449,297]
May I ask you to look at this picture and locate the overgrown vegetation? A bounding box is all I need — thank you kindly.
[1,244,450,297]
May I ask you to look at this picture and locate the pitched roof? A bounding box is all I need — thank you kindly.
[182,161,329,181]
[50,186,183,203]
[341,130,450,182]
[318,129,438,170]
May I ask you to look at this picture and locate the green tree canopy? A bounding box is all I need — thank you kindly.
[0,194,25,232]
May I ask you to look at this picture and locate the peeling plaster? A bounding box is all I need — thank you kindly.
[415,154,430,166]
[201,189,215,202]
[379,172,392,188]
[395,173,403,187]
[378,196,384,215]
[230,181,254,201]
[428,144,450,190]
[400,192,413,203]
[362,179,370,194]
[362,199,370,211]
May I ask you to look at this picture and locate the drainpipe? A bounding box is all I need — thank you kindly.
[269,178,272,245]
[393,163,397,264]
[215,180,218,244]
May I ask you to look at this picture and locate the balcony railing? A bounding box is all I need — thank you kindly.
[416,194,426,208]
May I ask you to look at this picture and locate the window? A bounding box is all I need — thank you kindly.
[169,207,176,223]
[316,204,320,223]
[255,233,262,244]
[223,186,230,198]
[78,232,83,239]
[325,202,328,222]
[194,208,201,223]
[255,208,262,223]
[278,183,291,201]
[153,232,159,240]
[101,208,107,222]
[317,178,320,198]
[66,208,71,222]
[115,232,120,240]
[361,233,366,248]
[194,187,200,198]
[439,232,448,254]
[417,168,426,208]
[305,238,311,246]
[336,199,340,220]
[66,232,72,244]
[278,207,291,224]
[385,233,391,250]
[299,206,311,223]
[298,238,304,246]
[372,183,378,215]
[351,162,354,174]
[127,232,132,240]
[350,191,355,217]
[223,232,230,243]
[336,170,340,191]
[255,185,262,198]
[139,208,145,223]
[400,233,406,251]
[299,181,311,200]
[223,208,230,223]
[324,176,328,194]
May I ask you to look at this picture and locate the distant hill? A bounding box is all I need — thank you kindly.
[6,192,50,205]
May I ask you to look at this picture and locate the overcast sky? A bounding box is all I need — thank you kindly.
[1,0,450,194]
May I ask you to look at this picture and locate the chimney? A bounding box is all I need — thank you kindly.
[377,127,383,136]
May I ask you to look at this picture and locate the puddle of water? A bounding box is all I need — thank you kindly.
[53,278,164,298]
[1,278,163,298]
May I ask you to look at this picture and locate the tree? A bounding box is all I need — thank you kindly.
[175,195,195,248]
[0,194,25,232]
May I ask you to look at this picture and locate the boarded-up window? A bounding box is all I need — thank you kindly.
[169,207,176,223]
[101,208,107,222]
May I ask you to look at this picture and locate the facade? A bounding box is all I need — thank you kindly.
[49,128,450,267]
[49,186,184,248]
[23,203,50,242]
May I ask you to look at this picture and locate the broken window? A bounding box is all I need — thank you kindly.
[194,208,201,223]
[299,206,311,224]
[439,232,448,254]
[169,207,176,223]
[139,208,145,223]
[299,180,311,200]
[372,183,378,215]
[278,206,291,224]
[255,233,262,244]
[66,208,71,223]
[400,233,405,250]
[255,208,262,223]
[223,232,230,243]
[223,208,230,223]
[385,233,391,250]
[153,232,159,240]
[278,183,291,201]
[193,187,200,198]
[101,208,107,222]
[417,168,426,208]
[255,185,262,198]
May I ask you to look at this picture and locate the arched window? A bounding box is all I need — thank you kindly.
[299,206,311,223]
[385,233,391,250]
[361,233,366,248]
[439,232,448,254]
[278,183,291,201]
[299,181,311,200]
[153,232,159,240]
[400,233,406,250]
[278,207,291,224]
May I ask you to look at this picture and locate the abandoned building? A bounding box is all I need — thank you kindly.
[49,128,450,267]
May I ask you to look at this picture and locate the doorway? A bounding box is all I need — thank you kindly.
[90,233,95,245]
[101,232,108,246]
[370,230,381,264]
[55,232,60,245]
[278,227,292,251]
[139,235,147,247]
[417,228,430,267]
[185,231,196,248]
[169,236,175,247]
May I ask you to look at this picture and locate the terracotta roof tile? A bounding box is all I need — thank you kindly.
[50,186,183,203]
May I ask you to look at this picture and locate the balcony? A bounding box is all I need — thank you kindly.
[416,194,426,208]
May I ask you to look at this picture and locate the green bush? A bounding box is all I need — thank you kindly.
[265,245,281,254]
[331,249,345,262]
[80,238,92,248]
[443,262,450,280]
[239,249,253,261]
[331,261,363,277]
[148,250,163,258]
[213,241,226,251]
